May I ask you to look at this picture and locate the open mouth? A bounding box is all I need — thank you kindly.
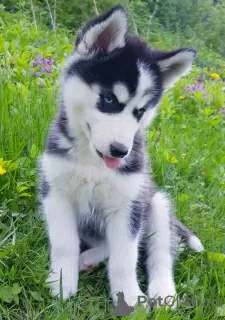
[96,149,121,169]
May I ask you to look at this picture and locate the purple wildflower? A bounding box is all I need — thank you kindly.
[186,80,208,94]
[35,71,43,77]
[32,54,45,67]
[31,54,54,77]
[42,65,53,73]
[31,54,54,67]
[43,57,54,65]
[219,108,225,117]
[33,60,41,67]
[36,54,43,60]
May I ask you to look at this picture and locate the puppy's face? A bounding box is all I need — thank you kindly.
[63,6,196,169]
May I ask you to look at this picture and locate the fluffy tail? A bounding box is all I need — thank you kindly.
[172,217,204,252]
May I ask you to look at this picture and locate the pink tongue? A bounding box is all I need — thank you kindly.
[103,155,121,169]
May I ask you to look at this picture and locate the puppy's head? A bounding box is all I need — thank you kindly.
[63,6,195,169]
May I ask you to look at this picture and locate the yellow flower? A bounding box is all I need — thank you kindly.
[0,158,7,175]
[180,96,185,100]
[0,165,6,175]
[211,73,220,79]
[165,152,178,164]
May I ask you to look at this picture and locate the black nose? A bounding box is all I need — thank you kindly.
[110,142,128,158]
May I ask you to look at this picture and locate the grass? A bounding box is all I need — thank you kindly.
[1,8,225,320]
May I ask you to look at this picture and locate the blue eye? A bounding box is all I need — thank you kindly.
[99,94,121,113]
[104,97,113,104]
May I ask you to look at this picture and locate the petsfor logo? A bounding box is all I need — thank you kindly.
[113,293,176,316]
[113,292,134,316]
[113,292,225,316]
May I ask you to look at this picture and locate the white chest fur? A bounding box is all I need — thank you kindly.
[41,153,144,217]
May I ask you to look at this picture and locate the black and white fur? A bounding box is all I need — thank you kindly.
[39,6,204,307]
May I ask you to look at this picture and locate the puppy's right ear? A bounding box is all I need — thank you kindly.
[75,5,127,56]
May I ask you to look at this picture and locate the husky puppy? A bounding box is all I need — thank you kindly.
[39,5,203,307]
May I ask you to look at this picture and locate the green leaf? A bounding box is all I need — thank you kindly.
[0,251,8,257]
[0,286,13,303]
[0,221,6,229]
[13,294,19,305]
[12,283,22,295]
[216,304,225,316]
[30,143,39,159]
[19,192,32,198]
[17,185,29,193]
[4,161,18,172]
[30,290,43,301]
[178,193,189,201]
[10,201,19,212]
[206,251,225,263]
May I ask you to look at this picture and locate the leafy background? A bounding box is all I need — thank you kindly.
[0,0,225,319]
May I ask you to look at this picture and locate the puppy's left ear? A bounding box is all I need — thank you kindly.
[75,5,127,56]
[156,48,196,90]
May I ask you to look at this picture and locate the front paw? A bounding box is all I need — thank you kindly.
[47,257,78,300]
[148,277,177,309]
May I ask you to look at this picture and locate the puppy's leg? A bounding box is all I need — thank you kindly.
[146,191,176,308]
[79,242,109,271]
[107,209,144,307]
[44,191,79,300]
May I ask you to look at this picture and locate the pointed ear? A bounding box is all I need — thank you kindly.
[156,49,196,90]
[75,6,127,56]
